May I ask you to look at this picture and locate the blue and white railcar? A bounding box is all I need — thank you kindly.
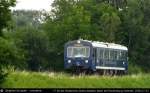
[92,41,128,74]
[64,39,128,75]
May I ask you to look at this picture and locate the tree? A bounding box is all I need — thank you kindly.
[0,0,16,86]
[11,10,47,30]
[99,4,121,42]
[105,0,127,9]
[117,0,150,72]
[7,27,51,71]
[22,29,50,71]
[0,0,16,36]
[0,36,25,86]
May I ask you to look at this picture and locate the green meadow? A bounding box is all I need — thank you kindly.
[2,71,150,88]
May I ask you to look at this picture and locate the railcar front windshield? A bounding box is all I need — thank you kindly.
[67,47,90,58]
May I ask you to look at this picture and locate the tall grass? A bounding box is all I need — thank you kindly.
[2,71,150,88]
[128,62,144,74]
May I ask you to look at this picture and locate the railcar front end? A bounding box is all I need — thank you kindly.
[64,40,94,71]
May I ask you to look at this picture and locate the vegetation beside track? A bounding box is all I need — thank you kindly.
[2,71,150,88]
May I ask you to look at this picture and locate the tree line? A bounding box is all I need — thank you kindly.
[0,0,150,85]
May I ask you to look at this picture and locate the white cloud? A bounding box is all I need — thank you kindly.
[12,0,53,11]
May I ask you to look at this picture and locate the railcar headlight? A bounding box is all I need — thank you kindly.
[85,60,88,63]
[68,60,71,63]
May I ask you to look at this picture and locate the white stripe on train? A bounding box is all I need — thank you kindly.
[96,66,125,70]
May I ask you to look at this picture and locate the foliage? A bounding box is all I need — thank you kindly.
[0,37,25,67]
[0,0,16,36]
[117,0,150,71]
[5,27,51,71]
[0,0,16,86]
[0,37,24,86]
[11,10,47,30]
[0,65,7,86]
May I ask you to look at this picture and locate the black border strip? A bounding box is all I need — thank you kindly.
[0,88,150,93]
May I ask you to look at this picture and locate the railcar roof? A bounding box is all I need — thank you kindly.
[81,39,128,51]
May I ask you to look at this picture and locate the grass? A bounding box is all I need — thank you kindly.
[1,71,150,88]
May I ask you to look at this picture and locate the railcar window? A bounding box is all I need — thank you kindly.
[96,48,104,59]
[100,48,104,59]
[67,47,90,58]
[100,49,127,61]
[116,51,119,60]
[121,51,126,60]
[113,50,118,60]
[110,49,114,60]
[104,49,109,59]
[67,47,73,57]
[96,48,99,58]
[116,50,127,60]
[85,47,90,57]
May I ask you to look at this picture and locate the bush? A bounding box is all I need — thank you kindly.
[0,37,26,69]
[0,65,8,87]
[5,27,51,71]
[0,37,23,86]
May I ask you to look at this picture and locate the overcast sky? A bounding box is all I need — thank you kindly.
[12,0,53,11]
